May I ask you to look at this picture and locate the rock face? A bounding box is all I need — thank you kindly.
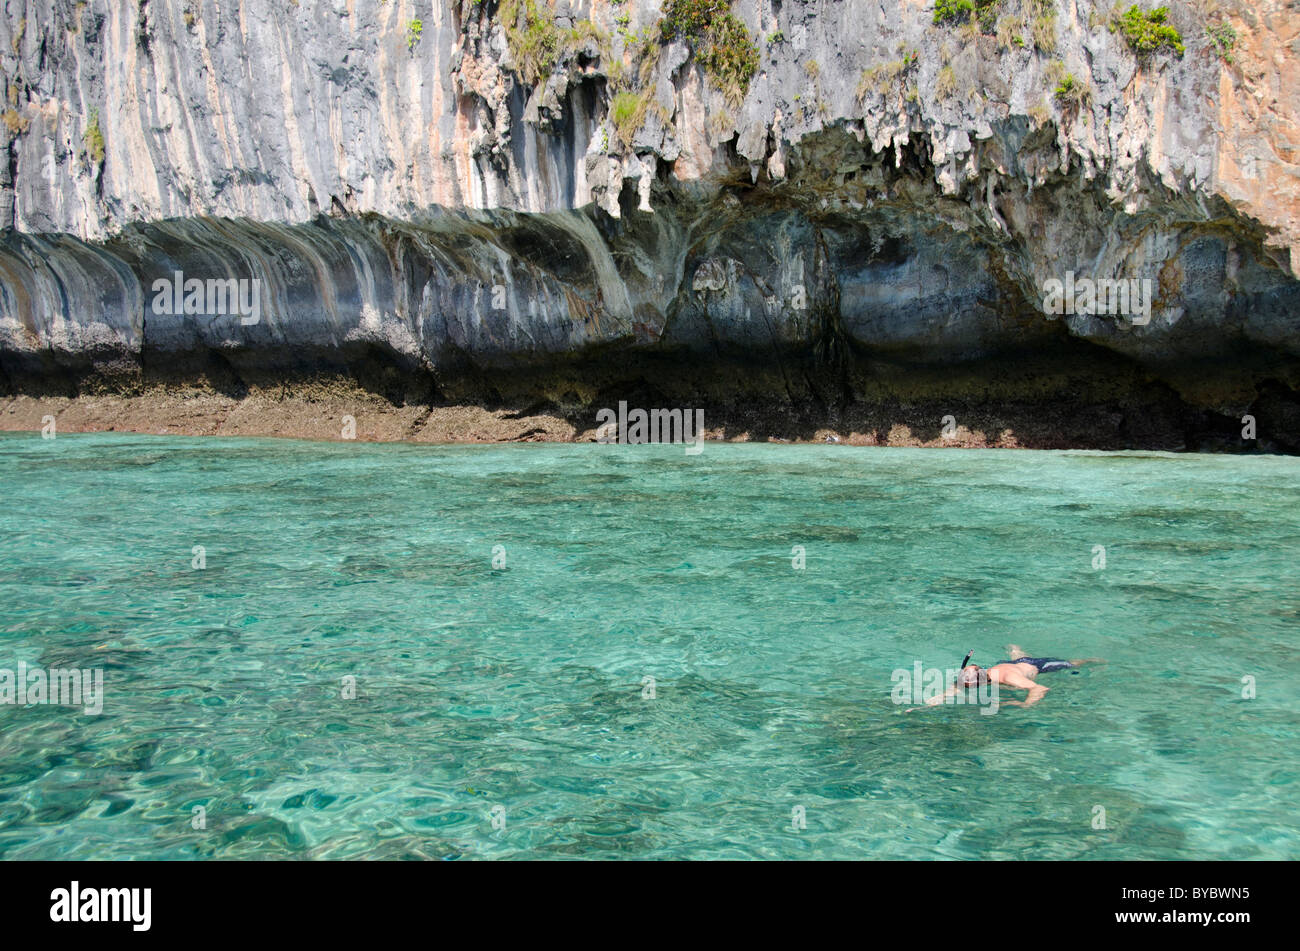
[1,0,1298,448]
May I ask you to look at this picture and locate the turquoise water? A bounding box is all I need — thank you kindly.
[0,433,1297,860]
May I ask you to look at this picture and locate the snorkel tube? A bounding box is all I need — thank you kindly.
[958,650,976,687]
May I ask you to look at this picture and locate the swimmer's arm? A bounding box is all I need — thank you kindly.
[1000,673,1048,708]
[905,683,961,713]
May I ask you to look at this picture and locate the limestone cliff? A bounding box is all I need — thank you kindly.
[1,0,1298,448]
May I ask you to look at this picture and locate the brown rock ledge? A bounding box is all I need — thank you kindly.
[0,381,1278,452]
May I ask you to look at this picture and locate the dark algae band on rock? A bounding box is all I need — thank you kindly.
[1,1,1297,449]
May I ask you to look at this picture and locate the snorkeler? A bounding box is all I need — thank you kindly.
[913,645,1104,710]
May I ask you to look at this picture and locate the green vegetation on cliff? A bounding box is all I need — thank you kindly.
[934,0,1002,32]
[1114,5,1185,59]
[660,0,759,100]
[498,0,606,86]
[83,109,104,165]
[1051,67,1090,109]
[610,89,651,146]
[1206,22,1237,63]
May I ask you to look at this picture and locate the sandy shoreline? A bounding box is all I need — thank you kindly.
[0,384,1267,451]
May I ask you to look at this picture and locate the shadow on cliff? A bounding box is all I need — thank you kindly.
[443,337,1297,452]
